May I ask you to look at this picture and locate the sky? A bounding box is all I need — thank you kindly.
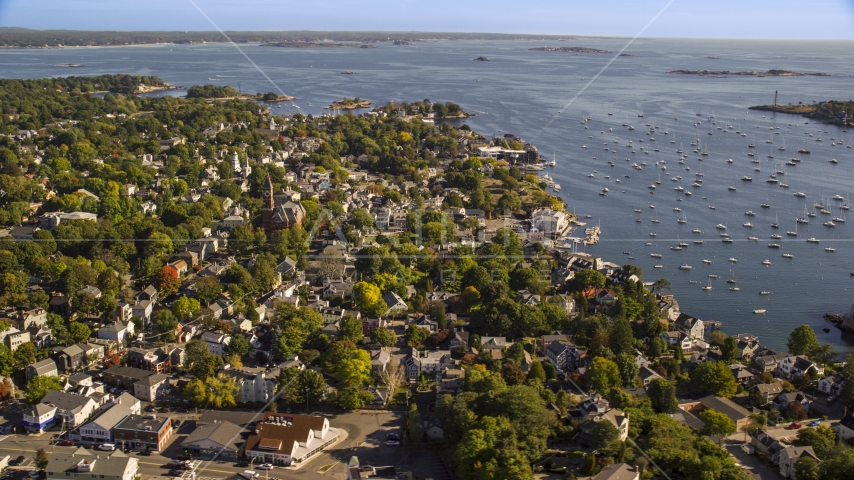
[0,0,853,39]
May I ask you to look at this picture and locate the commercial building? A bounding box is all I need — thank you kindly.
[180,420,245,460]
[245,413,339,466]
[46,449,138,480]
[112,415,173,452]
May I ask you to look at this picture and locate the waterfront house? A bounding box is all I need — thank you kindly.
[731,333,761,360]
[777,356,824,381]
[674,313,705,342]
[818,373,844,396]
[754,352,789,373]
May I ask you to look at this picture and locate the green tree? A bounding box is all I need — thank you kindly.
[787,324,820,356]
[404,324,430,349]
[183,374,238,408]
[14,342,38,370]
[690,360,738,398]
[353,281,388,317]
[647,378,678,413]
[586,357,621,396]
[573,269,606,290]
[590,420,621,454]
[609,318,635,357]
[504,342,527,366]
[226,333,251,357]
[527,362,546,384]
[35,448,49,470]
[333,349,372,387]
[615,353,639,388]
[26,375,62,404]
[795,456,820,480]
[793,425,837,459]
[721,336,739,363]
[370,328,396,347]
[152,310,178,343]
[337,315,364,344]
[501,363,527,386]
[648,336,667,358]
[172,296,201,321]
[700,408,736,437]
[194,276,222,305]
[408,403,423,446]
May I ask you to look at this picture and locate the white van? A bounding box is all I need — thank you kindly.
[240,471,259,480]
[97,444,116,451]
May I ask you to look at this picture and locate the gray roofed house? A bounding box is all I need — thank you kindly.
[181,420,246,460]
[480,337,508,350]
[749,382,784,405]
[592,463,640,480]
[382,292,407,315]
[45,449,139,480]
[76,404,132,444]
[40,390,99,428]
[27,358,58,382]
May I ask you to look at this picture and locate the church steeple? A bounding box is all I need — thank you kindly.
[263,173,274,210]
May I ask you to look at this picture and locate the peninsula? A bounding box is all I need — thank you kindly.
[330,98,373,109]
[0,27,578,48]
[668,69,830,76]
[260,42,376,49]
[749,100,854,125]
[530,46,612,53]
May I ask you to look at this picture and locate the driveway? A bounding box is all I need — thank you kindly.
[723,440,778,480]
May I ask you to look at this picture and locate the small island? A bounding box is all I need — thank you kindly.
[474,56,491,61]
[330,98,373,110]
[260,42,377,49]
[749,100,854,125]
[187,85,294,102]
[530,46,612,53]
[54,63,85,67]
[668,69,830,77]
[704,56,720,59]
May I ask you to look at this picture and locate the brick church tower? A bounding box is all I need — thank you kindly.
[261,173,274,233]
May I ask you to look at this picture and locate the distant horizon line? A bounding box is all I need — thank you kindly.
[0,26,851,42]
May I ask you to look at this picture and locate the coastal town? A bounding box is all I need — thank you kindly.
[0,74,852,480]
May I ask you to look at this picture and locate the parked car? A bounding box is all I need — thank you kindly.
[386,440,400,446]
[789,422,802,429]
[161,406,171,413]
[57,440,74,446]
[145,405,157,412]
[168,470,182,476]
[808,420,821,427]
[741,444,755,454]
[139,450,152,456]
[167,461,183,467]
[386,433,400,441]
[827,395,836,402]
[257,464,274,470]
[11,455,25,465]
[236,461,249,468]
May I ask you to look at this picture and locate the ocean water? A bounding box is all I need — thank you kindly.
[2,38,854,352]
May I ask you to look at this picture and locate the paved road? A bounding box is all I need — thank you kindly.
[0,410,405,480]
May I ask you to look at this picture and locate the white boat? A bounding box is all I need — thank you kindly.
[692,228,702,234]
[748,236,758,241]
[730,287,740,291]
[716,224,727,230]
[826,247,836,252]
[679,264,692,270]
[762,259,771,265]
[759,291,772,295]
[753,309,767,314]
[702,259,711,264]
[807,237,820,243]
[729,258,738,263]
[782,253,794,259]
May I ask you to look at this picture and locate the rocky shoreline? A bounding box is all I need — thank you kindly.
[749,101,854,126]
[529,46,612,53]
[669,69,830,76]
